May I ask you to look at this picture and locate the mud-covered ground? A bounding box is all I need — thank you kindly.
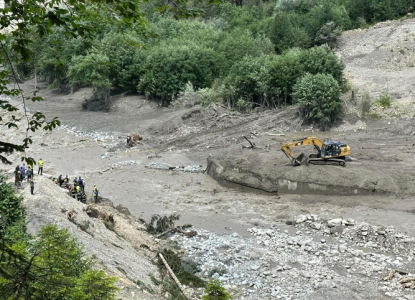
[2,18,415,300]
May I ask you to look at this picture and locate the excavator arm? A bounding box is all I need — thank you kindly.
[281,137,324,166]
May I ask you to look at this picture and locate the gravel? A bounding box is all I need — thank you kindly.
[145,162,205,173]
[171,214,415,299]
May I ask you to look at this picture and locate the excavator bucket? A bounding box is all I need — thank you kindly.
[293,153,305,166]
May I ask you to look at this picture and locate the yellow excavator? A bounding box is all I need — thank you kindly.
[281,137,351,167]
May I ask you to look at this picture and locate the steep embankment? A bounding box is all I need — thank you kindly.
[18,176,163,300]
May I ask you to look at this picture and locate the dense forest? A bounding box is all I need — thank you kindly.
[8,0,415,126]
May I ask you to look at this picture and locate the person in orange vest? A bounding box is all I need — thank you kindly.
[38,159,44,175]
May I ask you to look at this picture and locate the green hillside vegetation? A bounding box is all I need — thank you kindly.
[8,0,414,124]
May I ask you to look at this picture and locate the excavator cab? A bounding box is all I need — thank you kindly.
[321,142,348,159]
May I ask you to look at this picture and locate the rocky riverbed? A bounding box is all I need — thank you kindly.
[171,215,415,300]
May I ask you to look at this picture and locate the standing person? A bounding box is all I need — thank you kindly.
[30,178,35,195]
[78,176,84,192]
[16,171,22,188]
[92,185,98,202]
[14,165,20,186]
[27,167,33,183]
[38,158,43,175]
[58,174,63,186]
[20,163,26,180]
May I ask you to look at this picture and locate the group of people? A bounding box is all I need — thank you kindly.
[14,159,44,194]
[52,174,99,203]
[13,158,99,201]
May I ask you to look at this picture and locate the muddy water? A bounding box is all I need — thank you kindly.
[12,83,415,238]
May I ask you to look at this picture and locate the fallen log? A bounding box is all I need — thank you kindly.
[159,253,189,300]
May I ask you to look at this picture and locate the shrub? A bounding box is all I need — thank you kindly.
[359,93,372,117]
[0,173,24,228]
[0,225,118,299]
[269,12,312,53]
[67,51,112,102]
[138,44,220,105]
[223,55,272,109]
[100,32,145,91]
[173,82,199,108]
[374,92,391,108]
[202,279,232,300]
[315,21,343,47]
[300,44,346,88]
[293,73,342,128]
[216,29,274,76]
[198,80,224,106]
[266,48,304,105]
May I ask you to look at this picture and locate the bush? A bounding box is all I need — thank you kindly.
[293,73,342,128]
[202,279,232,300]
[269,12,312,53]
[266,48,304,105]
[0,173,24,228]
[138,43,220,105]
[67,51,112,102]
[374,92,391,108]
[197,80,224,106]
[100,32,144,92]
[300,45,346,88]
[173,82,199,108]
[216,29,274,76]
[315,21,343,47]
[359,93,372,117]
[223,55,272,109]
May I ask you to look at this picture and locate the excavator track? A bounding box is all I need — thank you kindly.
[307,158,346,167]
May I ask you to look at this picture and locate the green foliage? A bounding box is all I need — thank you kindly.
[173,82,199,108]
[202,279,233,300]
[223,55,272,109]
[157,249,206,287]
[300,44,346,88]
[138,44,220,105]
[0,224,118,299]
[374,92,392,108]
[146,214,180,234]
[266,48,304,105]
[99,32,145,92]
[269,12,312,53]
[359,93,372,117]
[215,29,274,76]
[293,73,342,128]
[67,51,112,100]
[0,173,24,229]
[315,21,343,47]
[197,80,224,106]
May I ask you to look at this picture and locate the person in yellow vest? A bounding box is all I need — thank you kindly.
[92,185,98,202]
[38,159,43,175]
[76,185,81,193]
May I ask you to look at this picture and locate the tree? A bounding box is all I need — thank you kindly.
[202,279,232,300]
[0,225,118,299]
[0,0,144,165]
[67,51,112,107]
[293,73,342,128]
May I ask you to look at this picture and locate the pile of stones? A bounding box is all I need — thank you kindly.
[170,215,415,300]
